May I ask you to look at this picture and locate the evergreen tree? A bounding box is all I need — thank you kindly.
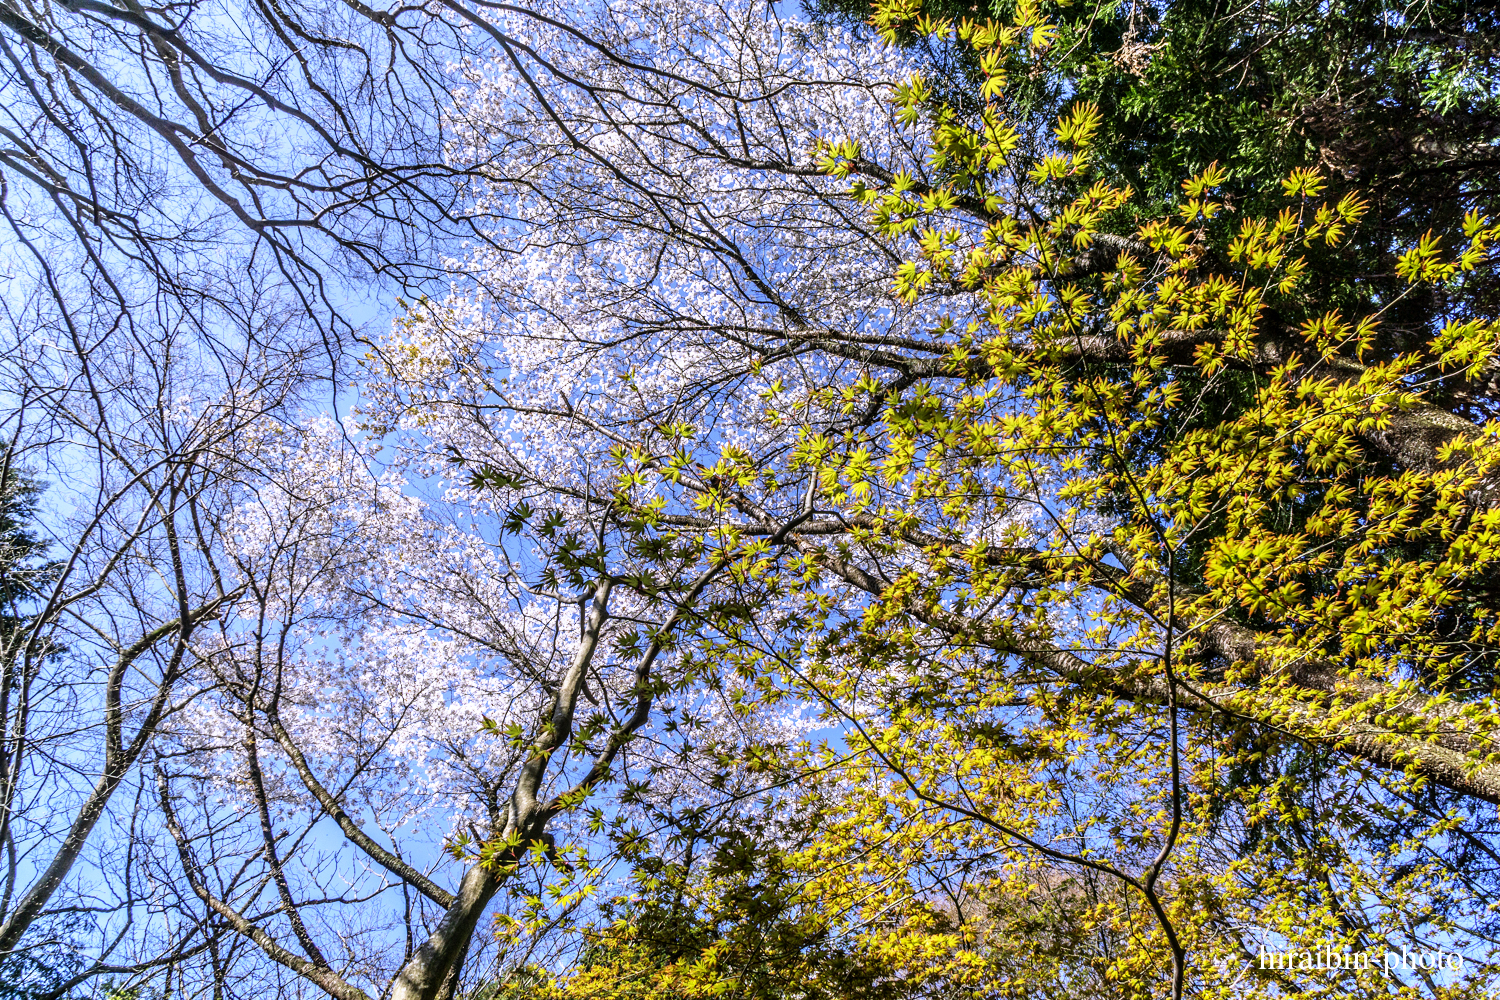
[0,450,69,998]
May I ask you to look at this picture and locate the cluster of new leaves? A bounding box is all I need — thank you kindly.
[540,826,921,1000]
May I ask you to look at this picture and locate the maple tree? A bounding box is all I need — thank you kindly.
[483,2,1500,998]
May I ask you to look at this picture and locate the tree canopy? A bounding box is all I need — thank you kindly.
[1,0,1498,997]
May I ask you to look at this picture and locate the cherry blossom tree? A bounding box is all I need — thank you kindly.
[93,2,921,997]
[145,408,817,998]
[0,0,874,992]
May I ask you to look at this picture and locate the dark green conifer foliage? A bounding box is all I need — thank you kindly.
[0,451,56,648]
[0,448,70,1000]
